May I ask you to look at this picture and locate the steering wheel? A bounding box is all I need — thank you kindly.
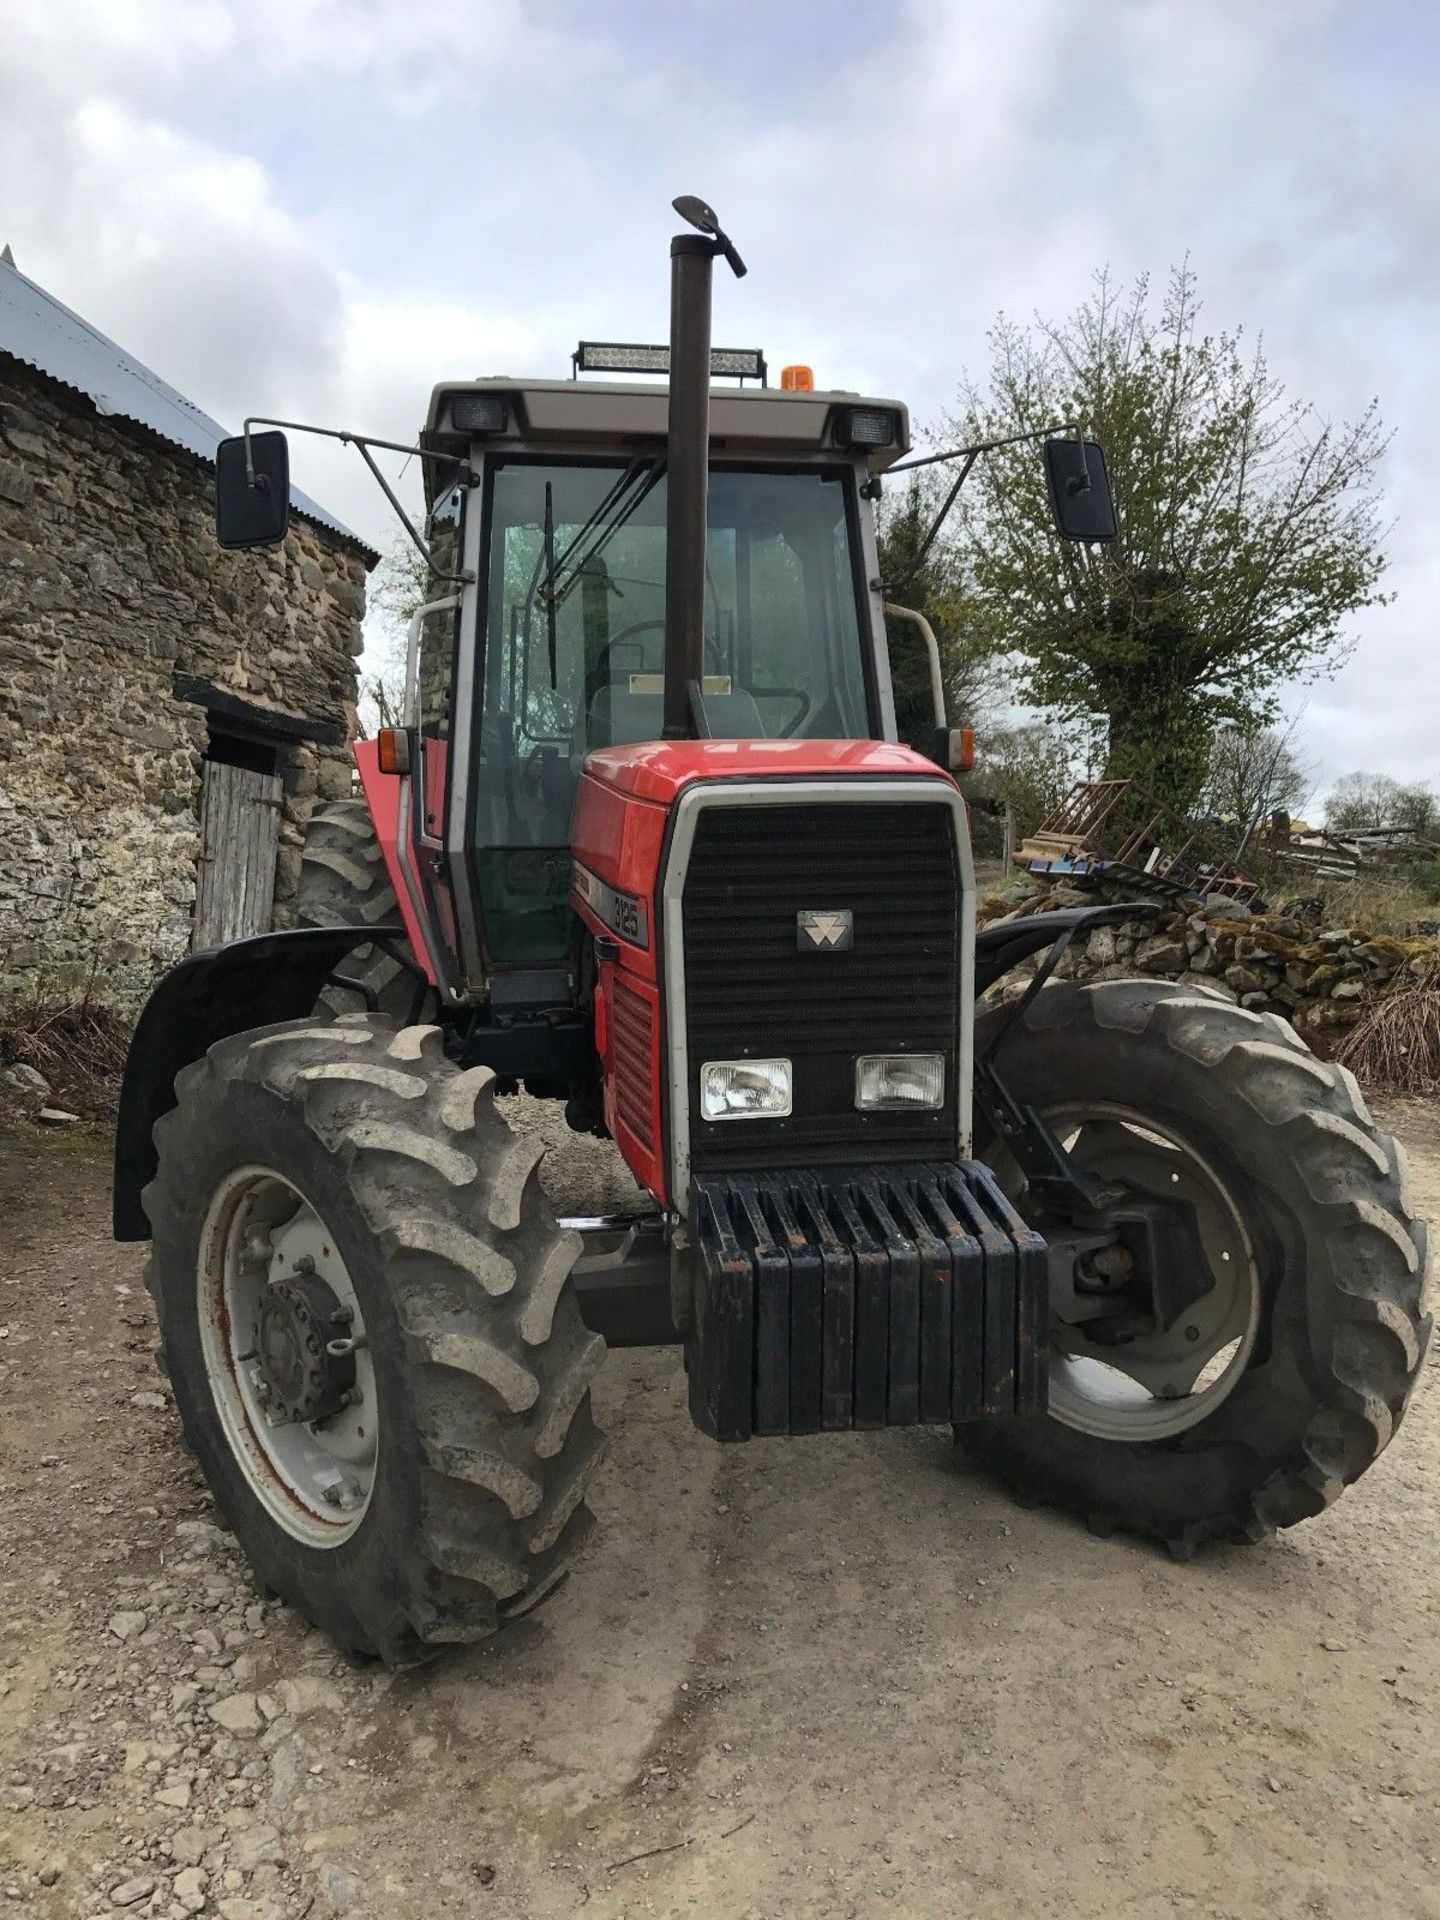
[589,621,668,704]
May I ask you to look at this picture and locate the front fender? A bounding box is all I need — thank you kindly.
[112,925,408,1241]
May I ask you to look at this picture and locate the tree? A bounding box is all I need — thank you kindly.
[1327,772,1438,837]
[971,717,1088,842]
[369,533,430,626]
[356,636,406,738]
[944,265,1391,814]
[355,536,428,737]
[876,475,1000,750]
[1200,720,1313,849]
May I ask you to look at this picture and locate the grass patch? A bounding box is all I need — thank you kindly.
[1248,854,1440,935]
[0,999,131,1118]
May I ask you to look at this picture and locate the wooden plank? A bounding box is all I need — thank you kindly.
[192,761,282,949]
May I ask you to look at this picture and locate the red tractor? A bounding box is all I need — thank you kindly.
[114,199,1429,1664]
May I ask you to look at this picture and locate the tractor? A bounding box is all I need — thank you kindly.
[113,198,1429,1664]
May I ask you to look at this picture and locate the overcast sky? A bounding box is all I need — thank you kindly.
[4,0,1437,805]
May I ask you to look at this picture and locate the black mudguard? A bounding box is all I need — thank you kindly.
[112,925,409,1241]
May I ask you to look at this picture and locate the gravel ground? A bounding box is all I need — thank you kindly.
[1,1094,1437,1920]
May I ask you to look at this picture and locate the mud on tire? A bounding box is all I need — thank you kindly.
[143,1013,607,1664]
[961,980,1432,1557]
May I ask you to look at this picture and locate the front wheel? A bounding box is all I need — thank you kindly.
[143,1013,607,1663]
[961,980,1431,1557]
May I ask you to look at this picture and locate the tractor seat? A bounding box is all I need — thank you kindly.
[585,681,767,750]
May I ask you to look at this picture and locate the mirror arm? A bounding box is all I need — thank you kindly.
[882,420,1089,595]
[889,420,1083,476]
[350,437,471,586]
[884,448,978,598]
[240,416,476,584]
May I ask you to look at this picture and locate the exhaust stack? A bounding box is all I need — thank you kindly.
[663,196,746,740]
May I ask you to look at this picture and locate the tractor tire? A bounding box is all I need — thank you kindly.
[297,798,416,1020]
[961,979,1431,1557]
[143,1012,607,1664]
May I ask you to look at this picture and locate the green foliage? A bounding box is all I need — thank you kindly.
[1200,721,1313,850]
[971,717,1090,841]
[1296,863,1440,936]
[945,266,1391,814]
[876,475,999,750]
[369,534,430,625]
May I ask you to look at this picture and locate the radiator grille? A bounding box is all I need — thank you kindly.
[681,799,962,1175]
[610,975,655,1151]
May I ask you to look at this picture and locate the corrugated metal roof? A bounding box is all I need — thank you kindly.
[0,255,376,560]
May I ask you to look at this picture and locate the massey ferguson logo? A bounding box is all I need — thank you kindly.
[797,909,853,951]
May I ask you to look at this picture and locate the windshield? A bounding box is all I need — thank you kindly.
[473,459,873,962]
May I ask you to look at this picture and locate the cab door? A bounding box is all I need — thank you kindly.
[402,485,466,991]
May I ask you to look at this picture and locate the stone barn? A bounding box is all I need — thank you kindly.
[0,251,377,1011]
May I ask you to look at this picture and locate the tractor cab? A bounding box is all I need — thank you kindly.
[411,369,914,974]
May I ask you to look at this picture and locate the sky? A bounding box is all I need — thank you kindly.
[3,0,1438,806]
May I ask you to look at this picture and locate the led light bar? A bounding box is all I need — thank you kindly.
[573,341,767,382]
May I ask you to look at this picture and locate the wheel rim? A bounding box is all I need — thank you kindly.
[988,1103,1261,1443]
[197,1166,379,1547]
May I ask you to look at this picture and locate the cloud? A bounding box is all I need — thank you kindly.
[1,0,1435,794]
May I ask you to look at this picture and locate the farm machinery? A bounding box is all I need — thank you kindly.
[113,198,1428,1663]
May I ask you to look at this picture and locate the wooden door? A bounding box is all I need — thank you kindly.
[193,760,283,949]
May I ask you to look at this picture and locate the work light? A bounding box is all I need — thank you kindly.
[573,341,767,380]
[451,393,509,433]
[838,407,899,449]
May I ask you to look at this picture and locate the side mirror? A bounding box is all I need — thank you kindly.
[1044,438,1117,543]
[215,430,290,549]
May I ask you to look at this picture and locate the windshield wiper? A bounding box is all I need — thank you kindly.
[543,481,558,690]
[538,455,665,612]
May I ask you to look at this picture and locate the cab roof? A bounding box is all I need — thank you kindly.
[421,376,911,504]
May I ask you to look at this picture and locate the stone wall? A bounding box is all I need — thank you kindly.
[982,875,1440,1031]
[0,358,368,1010]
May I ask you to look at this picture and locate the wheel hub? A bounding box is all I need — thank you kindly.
[253,1263,356,1424]
[986,1102,1260,1442]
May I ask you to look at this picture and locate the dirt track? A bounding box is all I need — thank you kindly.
[1,1100,1438,1920]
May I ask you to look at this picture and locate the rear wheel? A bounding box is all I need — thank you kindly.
[297,798,415,1019]
[144,1013,607,1663]
[961,980,1431,1555]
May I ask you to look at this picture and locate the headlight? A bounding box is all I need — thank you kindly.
[855,1054,944,1110]
[700,1058,792,1121]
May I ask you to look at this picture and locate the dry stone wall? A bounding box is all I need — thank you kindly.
[0,359,367,1010]
[982,875,1440,1030]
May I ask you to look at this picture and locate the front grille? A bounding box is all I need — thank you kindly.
[681,798,961,1175]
